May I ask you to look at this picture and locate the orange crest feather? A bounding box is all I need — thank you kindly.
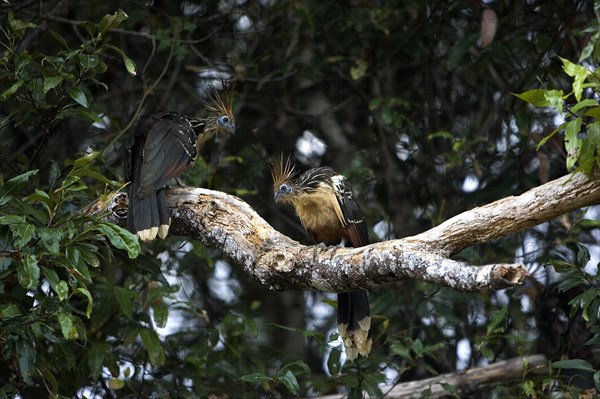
[204,89,234,119]
[270,155,297,193]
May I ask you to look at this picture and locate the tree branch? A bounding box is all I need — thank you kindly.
[100,171,600,292]
[314,354,549,399]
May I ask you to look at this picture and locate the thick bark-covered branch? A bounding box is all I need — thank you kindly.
[98,172,600,292]
[411,171,600,255]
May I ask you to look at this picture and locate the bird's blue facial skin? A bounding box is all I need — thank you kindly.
[216,115,235,134]
[274,183,293,201]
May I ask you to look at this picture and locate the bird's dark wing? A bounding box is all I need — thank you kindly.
[334,176,369,247]
[137,114,197,197]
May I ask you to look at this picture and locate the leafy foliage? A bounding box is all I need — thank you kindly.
[515,57,600,173]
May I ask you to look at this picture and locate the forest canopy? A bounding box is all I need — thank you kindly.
[0,1,600,398]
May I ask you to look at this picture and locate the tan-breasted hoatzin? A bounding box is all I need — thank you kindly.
[271,157,372,360]
[126,91,235,241]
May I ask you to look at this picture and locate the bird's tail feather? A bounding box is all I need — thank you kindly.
[337,290,372,360]
[127,189,171,241]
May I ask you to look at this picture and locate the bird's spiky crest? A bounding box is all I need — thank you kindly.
[203,88,234,119]
[270,154,297,192]
[200,85,235,139]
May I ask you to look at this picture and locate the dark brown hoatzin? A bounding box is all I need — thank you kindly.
[271,157,372,360]
[126,92,235,241]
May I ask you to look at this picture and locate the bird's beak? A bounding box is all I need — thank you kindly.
[274,190,288,203]
[224,122,236,135]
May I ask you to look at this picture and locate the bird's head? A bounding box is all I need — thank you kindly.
[270,155,299,203]
[203,89,236,137]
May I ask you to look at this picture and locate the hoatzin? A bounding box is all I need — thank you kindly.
[126,92,235,241]
[271,157,372,360]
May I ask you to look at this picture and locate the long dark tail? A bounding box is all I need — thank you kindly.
[127,185,171,241]
[337,290,372,360]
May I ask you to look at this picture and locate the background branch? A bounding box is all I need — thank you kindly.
[314,354,549,399]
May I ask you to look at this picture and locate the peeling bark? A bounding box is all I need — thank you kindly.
[95,171,600,292]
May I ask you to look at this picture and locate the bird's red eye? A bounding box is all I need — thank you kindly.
[279,183,291,193]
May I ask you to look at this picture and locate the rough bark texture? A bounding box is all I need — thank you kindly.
[315,354,549,399]
[95,171,600,292]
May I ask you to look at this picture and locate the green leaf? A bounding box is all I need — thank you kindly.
[571,99,599,113]
[487,305,507,335]
[565,117,583,170]
[594,370,600,391]
[79,245,101,268]
[552,359,594,372]
[439,382,460,398]
[78,53,99,69]
[49,161,61,188]
[65,246,93,284]
[512,89,550,107]
[71,167,117,186]
[557,275,582,292]
[520,379,535,397]
[0,304,22,318]
[0,170,38,206]
[580,31,600,62]
[580,121,600,171]
[391,341,413,361]
[0,80,24,100]
[18,254,40,290]
[108,379,125,390]
[16,339,35,384]
[277,369,299,394]
[281,360,310,375]
[0,215,25,225]
[411,338,424,356]
[561,57,588,102]
[152,303,168,328]
[56,107,103,123]
[535,122,568,151]
[480,346,495,361]
[49,30,69,48]
[27,78,45,102]
[569,287,598,322]
[113,286,138,318]
[585,105,600,120]
[350,58,367,80]
[544,89,564,114]
[139,328,165,366]
[13,223,35,248]
[38,367,59,395]
[42,267,69,301]
[123,56,137,76]
[37,228,62,255]
[72,150,100,168]
[576,243,591,268]
[94,222,140,259]
[98,10,129,35]
[239,372,273,383]
[74,287,94,318]
[108,45,137,76]
[24,189,55,216]
[327,347,342,375]
[87,342,109,381]
[67,86,89,108]
[548,259,575,272]
[8,11,37,38]
[57,312,79,340]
